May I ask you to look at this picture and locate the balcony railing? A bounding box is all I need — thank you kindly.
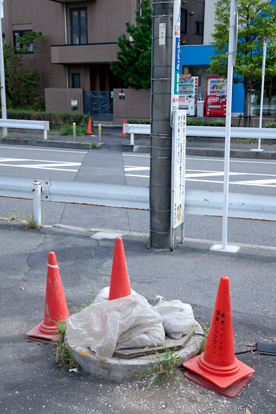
[51,42,118,64]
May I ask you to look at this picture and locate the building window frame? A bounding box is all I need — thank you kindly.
[181,8,187,35]
[70,7,88,45]
[195,21,204,36]
[13,30,33,53]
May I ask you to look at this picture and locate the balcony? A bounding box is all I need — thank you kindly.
[50,1,96,3]
[51,42,119,64]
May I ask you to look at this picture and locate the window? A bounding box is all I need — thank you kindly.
[72,73,80,89]
[70,8,87,45]
[13,30,33,53]
[181,8,187,34]
[195,22,204,36]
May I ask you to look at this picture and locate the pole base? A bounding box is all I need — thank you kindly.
[210,244,240,253]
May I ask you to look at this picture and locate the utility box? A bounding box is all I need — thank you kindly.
[197,98,205,117]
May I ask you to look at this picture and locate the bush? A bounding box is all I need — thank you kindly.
[264,122,276,128]
[4,109,91,130]
[127,118,227,127]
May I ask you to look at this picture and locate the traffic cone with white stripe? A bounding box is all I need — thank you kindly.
[27,252,69,342]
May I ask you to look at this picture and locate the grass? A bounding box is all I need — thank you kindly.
[24,213,42,229]
[53,320,80,372]
[197,324,209,355]
[60,124,91,136]
[9,213,19,221]
[142,347,181,387]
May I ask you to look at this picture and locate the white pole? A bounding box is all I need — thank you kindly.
[258,42,267,150]
[33,182,42,227]
[222,0,238,251]
[211,0,239,253]
[0,0,7,137]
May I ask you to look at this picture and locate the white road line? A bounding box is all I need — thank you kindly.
[124,166,150,171]
[0,163,78,172]
[0,145,87,154]
[125,174,149,178]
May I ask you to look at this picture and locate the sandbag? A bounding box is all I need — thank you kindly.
[154,296,195,339]
[66,288,165,360]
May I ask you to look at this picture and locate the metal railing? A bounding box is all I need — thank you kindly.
[123,123,276,145]
[0,119,49,140]
[0,176,275,226]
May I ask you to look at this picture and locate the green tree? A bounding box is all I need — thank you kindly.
[210,0,276,121]
[19,31,48,108]
[3,43,38,108]
[110,0,152,89]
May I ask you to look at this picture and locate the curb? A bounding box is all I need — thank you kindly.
[0,138,97,150]
[66,326,203,381]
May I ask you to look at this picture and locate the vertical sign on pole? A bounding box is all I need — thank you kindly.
[170,0,181,124]
[170,110,186,250]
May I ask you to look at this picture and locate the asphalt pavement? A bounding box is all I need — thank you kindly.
[0,127,275,414]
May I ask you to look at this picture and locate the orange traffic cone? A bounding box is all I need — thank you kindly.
[27,252,69,342]
[120,119,127,136]
[183,275,254,397]
[86,118,93,135]
[109,237,131,300]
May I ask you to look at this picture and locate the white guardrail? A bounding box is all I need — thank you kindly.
[0,119,49,140]
[0,176,275,226]
[123,123,276,143]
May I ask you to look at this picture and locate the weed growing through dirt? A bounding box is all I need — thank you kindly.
[9,213,19,221]
[53,320,80,372]
[198,324,209,354]
[24,213,42,229]
[142,348,181,387]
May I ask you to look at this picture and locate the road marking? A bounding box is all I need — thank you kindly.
[0,145,87,154]
[124,166,150,171]
[0,157,81,172]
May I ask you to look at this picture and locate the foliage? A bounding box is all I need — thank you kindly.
[264,121,276,128]
[4,109,91,130]
[142,348,181,387]
[210,0,276,119]
[126,118,228,127]
[3,43,38,108]
[127,119,151,124]
[53,320,80,372]
[110,0,152,89]
[24,213,41,229]
[197,324,209,355]
[60,124,89,136]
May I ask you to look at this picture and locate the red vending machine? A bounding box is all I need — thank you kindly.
[206,76,227,117]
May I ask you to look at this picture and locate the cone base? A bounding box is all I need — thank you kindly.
[183,354,255,388]
[27,322,58,343]
[184,370,254,398]
[183,354,254,392]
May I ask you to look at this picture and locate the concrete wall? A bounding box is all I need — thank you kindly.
[45,88,83,113]
[113,89,151,124]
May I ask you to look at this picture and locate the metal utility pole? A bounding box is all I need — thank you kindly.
[258,42,267,150]
[211,0,239,253]
[150,0,174,249]
[0,0,7,137]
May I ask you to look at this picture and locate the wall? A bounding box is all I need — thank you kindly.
[45,88,83,113]
[113,89,151,124]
